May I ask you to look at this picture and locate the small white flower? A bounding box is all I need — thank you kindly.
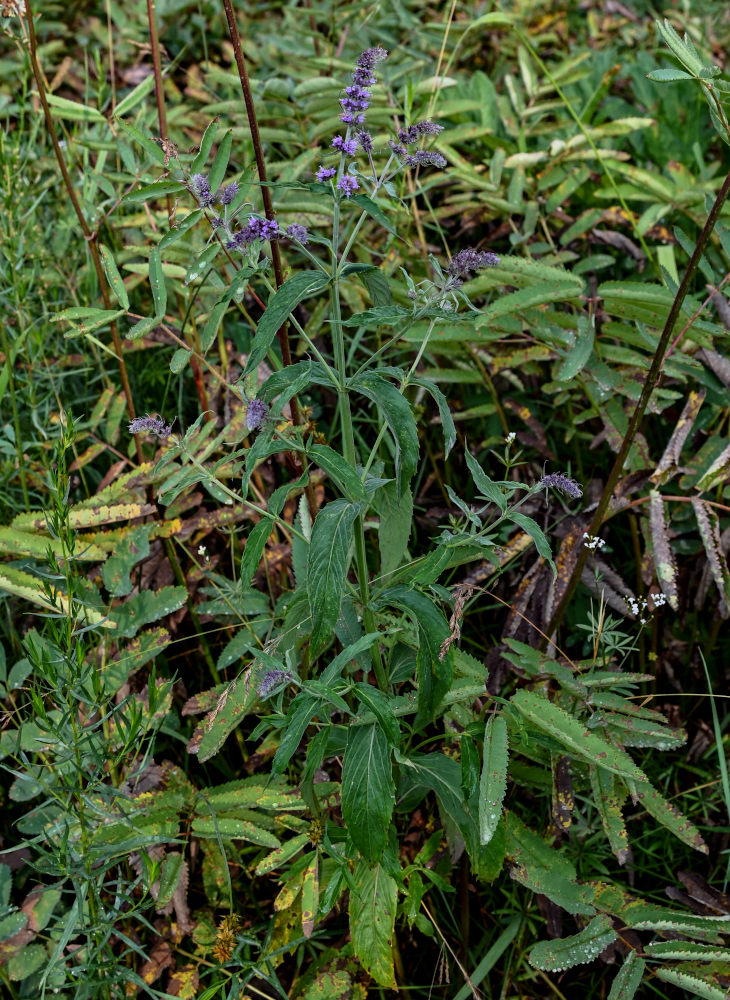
[198,544,207,558]
[505,432,516,445]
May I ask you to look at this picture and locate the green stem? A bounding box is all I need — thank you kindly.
[330,201,387,690]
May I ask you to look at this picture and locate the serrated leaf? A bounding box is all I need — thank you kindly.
[193,668,258,763]
[374,481,412,578]
[590,767,630,865]
[308,499,362,656]
[244,271,330,377]
[170,348,192,373]
[349,861,397,987]
[655,964,729,1000]
[482,282,582,322]
[377,586,453,725]
[647,67,694,81]
[254,832,309,875]
[101,525,151,597]
[7,942,47,981]
[410,376,456,457]
[649,490,679,610]
[607,951,645,1000]
[508,512,556,573]
[308,444,367,502]
[341,724,394,862]
[634,779,707,853]
[110,585,187,638]
[350,372,419,494]
[156,853,185,908]
[528,915,617,972]
[350,194,399,236]
[191,817,280,846]
[479,715,508,845]
[646,941,730,961]
[511,689,647,783]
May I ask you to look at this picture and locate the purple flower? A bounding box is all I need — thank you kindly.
[189,172,213,208]
[331,135,358,156]
[446,248,500,282]
[286,223,309,244]
[355,131,373,153]
[340,46,387,125]
[389,140,407,157]
[246,398,269,431]
[337,175,359,197]
[316,166,336,182]
[228,216,281,249]
[216,181,239,206]
[402,150,447,169]
[397,120,444,144]
[129,415,173,439]
[539,473,583,500]
[258,669,293,699]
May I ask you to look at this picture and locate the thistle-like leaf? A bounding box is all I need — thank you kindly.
[479,715,509,845]
[528,914,617,972]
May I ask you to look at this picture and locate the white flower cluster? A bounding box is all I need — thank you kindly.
[583,533,606,550]
[505,432,516,445]
[626,592,668,624]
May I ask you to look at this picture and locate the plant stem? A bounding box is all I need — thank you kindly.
[544,164,730,642]
[330,200,387,690]
[23,0,142,465]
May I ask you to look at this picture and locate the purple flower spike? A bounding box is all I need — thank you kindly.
[316,166,336,182]
[228,216,281,249]
[355,131,373,153]
[245,398,269,431]
[189,172,213,208]
[129,415,173,439]
[258,669,293,698]
[446,248,500,282]
[286,223,309,244]
[337,175,359,197]
[331,135,358,156]
[539,472,583,500]
[403,150,447,169]
[340,46,387,125]
[217,181,239,206]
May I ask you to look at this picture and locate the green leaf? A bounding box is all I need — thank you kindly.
[556,314,594,381]
[508,512,555,573]
[45,93,105,122]
[411,377,456,456]
[112,74,157,118]
[374,481,412,578]
[240,472,308,586]
[244,271,330,377]
[353,684,400,746]
[349,861,397,987]
[510,690,647,782]
[101,525,151,597]
[341,724,394,862]
[170,347,192,373]
[114,121,166,165]
[208,130,233,194]
[156,853,185,908]
[191,817,280,847]
[481,282,582,322]
[200,266,253,353]
[159,209,204,250]
[342,306,411,328]
[255,832,310,875]
[350,372,419,494]
[149,247,167,318]
[307,444,367,502]
[0,865,10,909]
[351,194,399,236]
[308,499,362,657]
[589,766,630,865]
[7,942,47,981]
[646,941,730,962]
[633,779,708,853]
[377,586,453,725]
[272,695,321,775]
[528,915,617,972]
[464,450,507,511]
[479,715,508,845]
[0,911,27,941]
[607,951,645,1000]
[99,244,130,310]
[190,119,219,174]
[655,964,729,1000]
[123,180,187,203]
[646,67,694,82]
[195,669,259,763]
[110,586,187,639]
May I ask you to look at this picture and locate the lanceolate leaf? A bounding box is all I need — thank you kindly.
[308,499,363,657]
[510,689,647,783]
[244,271,330,376]
[410,376,456,456]
[633,779,708,854]
[590,766,630,865]
[349,372,419,494]
[341,724,394,862]
[528,914,617,972]
[607,951,645,1000]
[479,715,508,845]
[691,498,730,612]
[192,668,259,763]
[349,861,398,988]
[655,963,729,1000]
[649,491,679,610]
[374,481,413,578]
[377,585,453,725]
